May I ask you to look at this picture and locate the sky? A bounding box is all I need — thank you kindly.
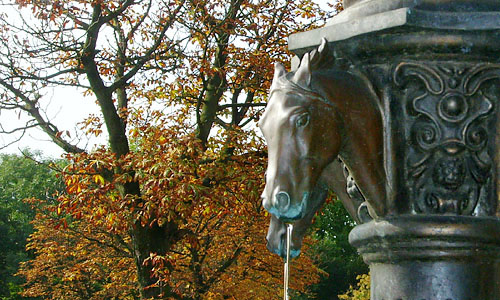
[0,86,103,158]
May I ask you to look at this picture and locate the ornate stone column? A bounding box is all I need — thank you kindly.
[289,1,500,299]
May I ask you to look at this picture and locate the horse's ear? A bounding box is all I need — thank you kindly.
[292,53,311,89]
[273,62,287,82]
[310,38,330,70]
[318,38,328,56]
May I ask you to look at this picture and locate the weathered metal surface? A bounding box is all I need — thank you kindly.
[261,42,383,257]
[261,0,500,298]
[350,216,500,299]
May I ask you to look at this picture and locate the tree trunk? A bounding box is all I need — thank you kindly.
[131,219,181,299]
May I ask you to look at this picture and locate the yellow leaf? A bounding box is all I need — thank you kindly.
[94,174,105,185]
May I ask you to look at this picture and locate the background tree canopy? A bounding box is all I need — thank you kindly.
[0,1,368,299]
[305,198,368,299]
[0,151,63,299]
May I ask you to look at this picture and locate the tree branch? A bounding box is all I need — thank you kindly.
[219,102,266,109]
[108,1,185,91]
[0,78,84,153]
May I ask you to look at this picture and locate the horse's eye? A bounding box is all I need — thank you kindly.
[295,113,310,128]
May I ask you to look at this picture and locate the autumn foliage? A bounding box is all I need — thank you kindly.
[18,123,322,299]
[338,274,370,300]
[19,210,138,299]
[0,0,336,299]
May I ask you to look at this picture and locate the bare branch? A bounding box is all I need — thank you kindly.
[0,78,84,153]
[0,129,25,151]
[108,1,185,91]
[219,102,266,109]
[0,121,40,134]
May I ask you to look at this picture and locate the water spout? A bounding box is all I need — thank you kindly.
[284,223,293,300]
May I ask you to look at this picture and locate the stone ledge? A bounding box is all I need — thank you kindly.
[288,8,408,52]
[289,7,500,53]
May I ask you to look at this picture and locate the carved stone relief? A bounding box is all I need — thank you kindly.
[394,62,499,215]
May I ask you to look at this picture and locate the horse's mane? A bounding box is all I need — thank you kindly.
[270,70,336,107]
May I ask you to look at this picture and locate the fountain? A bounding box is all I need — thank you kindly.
[262,1,500,299]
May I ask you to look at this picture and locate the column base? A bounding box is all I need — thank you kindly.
[349,216,500,300]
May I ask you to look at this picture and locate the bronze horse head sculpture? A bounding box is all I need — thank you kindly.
[260,39,387,257]
[265,159,370,258]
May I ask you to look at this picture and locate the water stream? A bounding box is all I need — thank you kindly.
[284,223,293,300]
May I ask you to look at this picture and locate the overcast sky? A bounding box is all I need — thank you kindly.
[0,86,101,158]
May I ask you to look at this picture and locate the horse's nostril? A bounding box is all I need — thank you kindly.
[275,192,290,211]
[262,197,272,211]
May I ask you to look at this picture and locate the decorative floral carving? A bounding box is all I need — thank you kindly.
[394,62,499,215]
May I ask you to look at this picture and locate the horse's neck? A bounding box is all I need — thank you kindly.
[311,70,387,216]
[320,160,363,223]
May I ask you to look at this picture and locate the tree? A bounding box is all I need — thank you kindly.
[18,204,140,300]
[0,151,63,299]
[0,1,336,298]
[19,127,323,299]
[338,274,370,300]
[297,198,368,300]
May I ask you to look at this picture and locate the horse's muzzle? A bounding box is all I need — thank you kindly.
[266,225,301,259]
[263,191,307,221]
[266,238,301,259]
